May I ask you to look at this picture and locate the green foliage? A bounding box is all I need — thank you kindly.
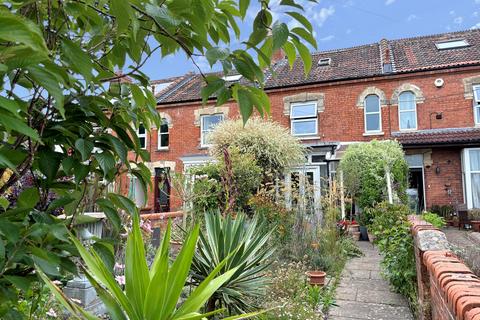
[258,261,322,320]
[429,204,455,219]
[422,212,446,228]
[190,150,262,213]
[369,202,417,309]
[210,118,305,177]
[249,195,295,248]
[0,0,315,311]
[40,209,252,320]
[190,213,274,315]
[339,140,409,209]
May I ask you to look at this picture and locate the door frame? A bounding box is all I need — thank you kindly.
[285,165,322,213]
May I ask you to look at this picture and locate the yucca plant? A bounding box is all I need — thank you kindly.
[38,210,262,320]
[190,213,274,315]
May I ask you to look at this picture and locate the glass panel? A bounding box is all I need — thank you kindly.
[311,155,326,163]
[470,150,480,171]
[365,95,380,113]
[291,103,316,117]
[400,111,417,130]
[405,154,423,167]
[160,133,169,147]
[474,86,480,102]
[366,113,380,131]
[476,106,480,123]
[160,120,169,133]
[472,173,480,208]
[139,137,146,148]
[399,92,415,111]
[292,120,316,135]
[202,114,223,130]
[138,124,145,134]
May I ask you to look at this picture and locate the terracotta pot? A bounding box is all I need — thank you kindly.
[347,224,360,234]
[351,231,361,241]
[306,271,326,286]
[471,221,480,232]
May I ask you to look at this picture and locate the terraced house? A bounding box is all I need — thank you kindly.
[122,29,480,214]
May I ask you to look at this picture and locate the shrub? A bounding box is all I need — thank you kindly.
[189,150,262,213]
[339,140,409,209]
[249,194,295,247]
[190,213,274,315]
[429,204,455,219]
[369,202,417,309]
[210,118,305,177]
[422,212,446,228]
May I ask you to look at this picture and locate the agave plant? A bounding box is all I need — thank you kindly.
[190,213,274,315]
[38,209,262,319]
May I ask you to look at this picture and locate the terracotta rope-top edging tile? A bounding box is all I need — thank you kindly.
[408,215,480,320]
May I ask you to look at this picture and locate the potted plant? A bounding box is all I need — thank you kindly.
[306,270,327,286]
[469,209,480,232]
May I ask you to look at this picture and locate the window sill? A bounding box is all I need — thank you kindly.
[295,135,321,140]
[363,131,384,136]
[156,147,169,152]
[198,146,210,150]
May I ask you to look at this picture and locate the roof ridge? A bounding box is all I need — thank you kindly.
[388,28,480,43]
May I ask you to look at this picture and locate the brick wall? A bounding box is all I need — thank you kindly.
[409,216,480,320]
[424,148,464,208]
[124,67,480,211]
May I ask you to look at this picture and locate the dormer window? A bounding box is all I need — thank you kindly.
[222,74,242,82]
[435,39,469,50]
[318,58,331,66]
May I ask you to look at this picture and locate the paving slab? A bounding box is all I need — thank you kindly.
[329,241,413,320]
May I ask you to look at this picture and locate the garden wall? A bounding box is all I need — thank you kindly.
[409,216,480,320]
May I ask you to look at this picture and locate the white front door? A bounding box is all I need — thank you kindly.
[285,166,322,214]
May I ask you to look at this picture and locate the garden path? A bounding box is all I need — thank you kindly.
[329,241,413,320]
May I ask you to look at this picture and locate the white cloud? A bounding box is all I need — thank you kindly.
[346,28,352,34]
[343,0,354,8]
[385,0,395,5]
[319,35,335,41]
[311,5,336,27]
[407,14,417,22]
[472,22,480,29]
[475,0,480,4]
[453,16,464,24]
[449,10,456,15]
[474,11,479,17]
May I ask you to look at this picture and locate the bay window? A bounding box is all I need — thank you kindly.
[463,148,480,209]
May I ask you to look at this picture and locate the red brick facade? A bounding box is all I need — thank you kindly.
[121,31,480,213]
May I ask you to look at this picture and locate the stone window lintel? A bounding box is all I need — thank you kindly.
[283,92,325,116]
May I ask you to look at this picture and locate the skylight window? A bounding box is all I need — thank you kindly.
[318,58,331,66]
[222,74,242,82]
[435,39,469,50]
[156,82,173,92]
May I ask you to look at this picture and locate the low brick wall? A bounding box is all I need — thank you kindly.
[409,215,480,320]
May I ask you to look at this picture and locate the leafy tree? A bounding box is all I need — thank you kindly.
[339,140,408,209]
[210,117,306,178]
[0,0,315,316]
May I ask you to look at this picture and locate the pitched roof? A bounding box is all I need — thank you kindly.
[392,127,480,146]
[154,29,480,104]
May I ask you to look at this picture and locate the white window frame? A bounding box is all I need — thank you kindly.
[200,114,224,147]
[398,91,418,131]
[473,84,480,125]
[158,118,169,150]
[463,148,480,209]
[364,94,382,133]
[137,124,147,149]
[290,101,318,136]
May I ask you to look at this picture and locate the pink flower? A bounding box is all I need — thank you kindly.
[46,308,57,317]
[114,262,125,270]
[115,275,125,285]
[140,219,153,234]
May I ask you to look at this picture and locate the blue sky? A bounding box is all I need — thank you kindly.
[140,0,480,81]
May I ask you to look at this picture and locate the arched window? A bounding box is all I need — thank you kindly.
[364,95,381,133]
[158,118,169,149]
[398,91,417,130]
